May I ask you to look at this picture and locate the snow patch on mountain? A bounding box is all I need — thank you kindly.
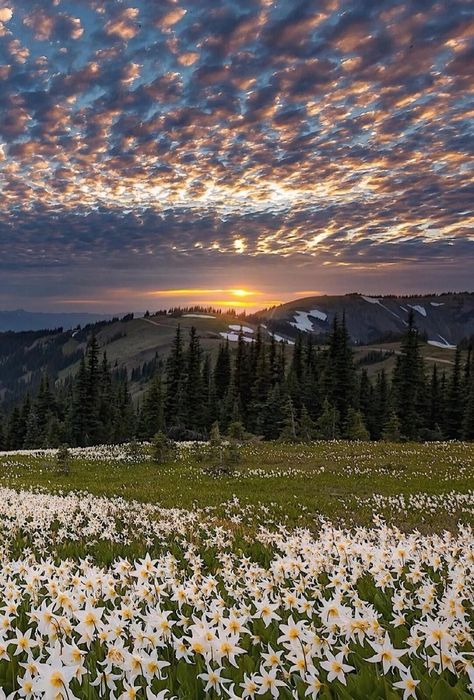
[270,332,295,345]
[228,324,254,333]
[408,304,427,317]
[430,302,444,307]
[310,309,328,321]
[290,309,327,332]
[428,340,456,350]
[182,314,216,318]
[220,332,254,343]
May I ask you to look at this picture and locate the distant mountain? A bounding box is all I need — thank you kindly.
[0,309,114,332]
[255,292,474,346]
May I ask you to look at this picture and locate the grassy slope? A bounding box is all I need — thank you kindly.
[1,441,472,532]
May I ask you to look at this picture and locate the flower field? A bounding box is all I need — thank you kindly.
[0,442,473,698]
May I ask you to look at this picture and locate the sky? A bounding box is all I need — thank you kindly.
[0,0,473,312]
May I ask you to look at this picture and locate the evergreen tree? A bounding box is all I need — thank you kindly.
[382,411,401,442]
[7,406,22,449]
[324,314,356,433]
[233,331,252,420]
[258,384,285,440]
[445,346,464,439]
[214,341,231,399]
[185,327,204,431]
[462,350,474,440]
[139,370,164,438]
[24,409,41,448]
[345,408,370,441]
[428,364,444,435]
[278,396,299,442]
[98,352,114,443]
[71,355,88,446]
[392,312,427,440]
[299,405,315,442]
[84,335,101,444]
[0,411,5,450]
[315,398,340,440]
[165,325,186,428]
[373,370,390,441]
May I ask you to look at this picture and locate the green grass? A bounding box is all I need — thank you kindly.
[1,441,473,532]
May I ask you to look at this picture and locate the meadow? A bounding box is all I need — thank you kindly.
[0,441,472,699]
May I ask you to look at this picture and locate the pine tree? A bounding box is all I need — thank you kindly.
[382,411,401,442]
[373,370,390,440]
[233,330,252,421]
[392,311,427,440]
[36,375,55,442]
[7,407,22,449]
[278,396,299,442]
[84,335,101,444]
[71,355,88,446]
[445,346,464,439]
[358,369,372,434]
[345,408,370,441]
[214,341,231,399]
[24,409,41,448]
[185,327,204,431]
[315,398,340,440]
[324,314,356,434]
[139,370,164,438]
[18,394,32,447]
[299,405,315,442]
[0,411,6,450]
[98,352,114,443]
[428,364,444,435]
[462,350,474,439]
[165,325,186,429]
[258,385,285,440]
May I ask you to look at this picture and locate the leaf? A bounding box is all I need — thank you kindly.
[431,678,459,700]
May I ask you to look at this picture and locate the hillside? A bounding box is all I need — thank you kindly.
[255,292,474,346]
[1,293,472,409]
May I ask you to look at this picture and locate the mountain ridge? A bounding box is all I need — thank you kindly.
[255,292,474,346]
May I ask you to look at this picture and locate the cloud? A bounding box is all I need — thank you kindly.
[0,0,471,309]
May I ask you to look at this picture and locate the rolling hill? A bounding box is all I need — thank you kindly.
[1,293,472,409]
[255,292,474,347]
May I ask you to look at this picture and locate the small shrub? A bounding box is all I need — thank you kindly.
[204,442,240,477]
[125,440,146,463]
[151,432,177,464]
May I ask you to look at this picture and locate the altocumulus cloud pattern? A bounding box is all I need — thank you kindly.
[0,0,473,305]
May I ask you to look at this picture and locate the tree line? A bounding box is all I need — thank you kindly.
[1,312,473,449]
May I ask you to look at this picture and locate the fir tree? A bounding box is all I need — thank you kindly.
[373,370,390,441]
[278,396,299,442]
[462,350,474,440]
[139,371,164,438]
[214,341,231,399]
[382,411,401,442]
[299,405,315,442]
[315,399,340,440]
[445,346,464,439]
[392,311,427,440]
[185,327,204,431]
[428,364,444,434]
[345,408,370,441]
[165,325,186,428]
[84,335,101,444]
